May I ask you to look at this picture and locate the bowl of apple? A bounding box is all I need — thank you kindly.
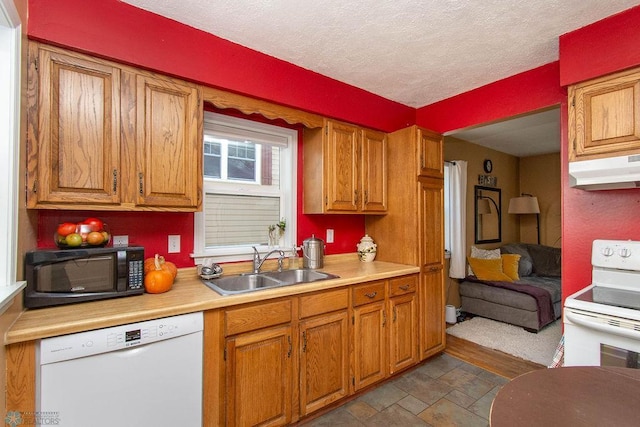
[55,217,111,249]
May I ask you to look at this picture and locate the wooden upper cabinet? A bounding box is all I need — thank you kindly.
[361,128,388,212]
[420,178,444,267]
[325,120,360,212]
[418,127,444,178]
[28,44,122,207]
[134,73,202,208]
[569,67,640,161]
[26,42,203,211]
[304,119,387,214]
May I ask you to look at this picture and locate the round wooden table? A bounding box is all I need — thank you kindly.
[490,367,640,426]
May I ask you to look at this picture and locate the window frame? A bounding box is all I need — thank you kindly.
[0,0,26,313]
[193,112,298,264]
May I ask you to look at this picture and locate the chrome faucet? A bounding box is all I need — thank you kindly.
[252,246,285,273]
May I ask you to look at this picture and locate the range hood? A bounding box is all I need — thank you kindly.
[569,154,640,190]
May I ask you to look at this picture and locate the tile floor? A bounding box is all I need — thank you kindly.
[301,353,508,426]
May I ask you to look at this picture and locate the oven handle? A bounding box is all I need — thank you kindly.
[565,310,640,341]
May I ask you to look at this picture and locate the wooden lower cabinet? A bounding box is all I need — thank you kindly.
[388,275,419,374]
[299,310,350,415]
[225,324,294,427]
[352,300,387,391]
[169,276,425,425]
[421,266,446,358]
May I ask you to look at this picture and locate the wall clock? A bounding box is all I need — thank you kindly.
[483,159,493,173]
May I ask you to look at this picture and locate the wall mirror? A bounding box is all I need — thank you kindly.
[475,185,501,244]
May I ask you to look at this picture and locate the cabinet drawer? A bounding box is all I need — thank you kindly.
[389,275,417,297]
[225,299,292,336]
[352,281,386,307]
[299,288,349,319]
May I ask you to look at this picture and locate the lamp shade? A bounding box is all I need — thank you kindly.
[508,196,540,214]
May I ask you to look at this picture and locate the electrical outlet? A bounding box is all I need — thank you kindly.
[326,229,334,243]
[168,235,181,253]
[112,235,129,247]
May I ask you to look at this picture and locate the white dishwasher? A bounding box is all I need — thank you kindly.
[36,312,203,427]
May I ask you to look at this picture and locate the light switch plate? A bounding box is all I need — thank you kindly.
[326,229,334,243]
[168,235,181,253]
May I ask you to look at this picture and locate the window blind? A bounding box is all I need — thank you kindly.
[204,194,280,247]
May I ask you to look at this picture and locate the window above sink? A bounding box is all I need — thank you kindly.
[193,112,298,265]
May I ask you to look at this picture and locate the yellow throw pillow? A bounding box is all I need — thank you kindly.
[467,257,513,282]
[501,254,521,281]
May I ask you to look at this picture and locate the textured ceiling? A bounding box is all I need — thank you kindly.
[122,0,639,156]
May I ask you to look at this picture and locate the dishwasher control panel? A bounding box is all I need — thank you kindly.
[38,312,203,365]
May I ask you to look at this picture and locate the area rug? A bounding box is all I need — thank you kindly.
[446,317,562,366]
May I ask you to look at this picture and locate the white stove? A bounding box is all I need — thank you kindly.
[564,240,640,367]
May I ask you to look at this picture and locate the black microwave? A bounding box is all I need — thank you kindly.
[24,246,145,309]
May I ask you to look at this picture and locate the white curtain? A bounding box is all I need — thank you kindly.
[448,161,467,278]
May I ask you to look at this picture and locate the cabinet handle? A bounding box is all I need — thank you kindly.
[399,284,410,291]
[382,310,386,327]
[287,335,292,358]
[420,153,425,169]
[354,189,359,204]
[364,190,368,204]
[365,291,377,299]
[302,331,307,353]
[138,172,143,195]
[112,169,118,193]
[393,306,397,322]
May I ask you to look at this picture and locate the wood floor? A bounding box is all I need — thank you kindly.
[445,334,545,379]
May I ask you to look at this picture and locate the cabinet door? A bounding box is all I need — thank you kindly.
[352,301,387,391]
[299,310,350,416]
[420,178,444,266]
[388,275,419,373]
[421,266,445,359]
[569,69,640,161]
[30,45,122,206]
[361,128,388,212]
[226,325,293,427]
[418,127,444,178]
[389,293,418,373]
[135,73,202,208]
[325,120,359,212]
[420,178,445,359]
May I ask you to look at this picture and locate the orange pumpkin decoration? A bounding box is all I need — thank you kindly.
[144,255,174,294]
[144,254,178,279]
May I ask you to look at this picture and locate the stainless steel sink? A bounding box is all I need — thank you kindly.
[262,269,339,284]
[202,269,339,295]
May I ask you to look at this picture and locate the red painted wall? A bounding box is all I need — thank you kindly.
[559,5,640,86]
[36,211,194,267]
[415,62,564,133]
[558,5,640,298]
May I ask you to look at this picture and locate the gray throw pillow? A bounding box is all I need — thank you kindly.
[527,244,561,277]
[500,244,534,277]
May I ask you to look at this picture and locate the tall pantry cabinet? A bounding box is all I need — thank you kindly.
[365,125,445,360]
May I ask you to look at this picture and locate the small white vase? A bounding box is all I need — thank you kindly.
[357,234,377,262]
[359,251,376,262]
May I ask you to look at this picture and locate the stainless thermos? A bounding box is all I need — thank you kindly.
[302,235,325,269]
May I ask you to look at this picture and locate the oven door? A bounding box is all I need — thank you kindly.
[564,307,640,367]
